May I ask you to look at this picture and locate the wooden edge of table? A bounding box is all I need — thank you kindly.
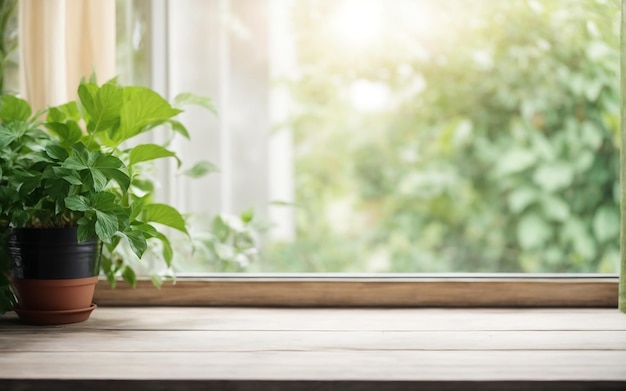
[2,380,626,391]
[93,276,619,307]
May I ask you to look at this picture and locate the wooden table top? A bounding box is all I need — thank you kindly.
[1,307,626,390]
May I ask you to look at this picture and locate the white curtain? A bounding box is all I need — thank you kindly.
[18,0,115,112]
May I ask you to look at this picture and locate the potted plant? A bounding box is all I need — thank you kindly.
[0,77,211,324]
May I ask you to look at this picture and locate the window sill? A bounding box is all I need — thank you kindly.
[94,273,619,307]
[1,307,625,390]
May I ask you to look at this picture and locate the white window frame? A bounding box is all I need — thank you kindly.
[149,0,294,236]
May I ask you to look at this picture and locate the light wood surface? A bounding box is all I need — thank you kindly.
[1,307,626,390]
[93,276,619,307]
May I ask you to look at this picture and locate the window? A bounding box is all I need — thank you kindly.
[116,0,621,277]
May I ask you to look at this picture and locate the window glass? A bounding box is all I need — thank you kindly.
[116,0,152,86]
[117,0,621,274]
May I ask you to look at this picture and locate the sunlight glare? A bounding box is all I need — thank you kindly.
[349,80,390,112]
[331,0,383,49]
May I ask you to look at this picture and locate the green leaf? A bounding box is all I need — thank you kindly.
[129,197,147,220]
[580,121,603,150]
[63,143,91,170]
[269,200,301,207]
[0,95,31,122]
[45,145,69,161]
[143,203,188,234]
[95,210,119,242]
[77,217,96,242]
[106,236,122,253]
[156,233,174,267]
[0,121,29,147]
[128,144,181,167]
[78,81,123,133]
[493,148,537,176]
[115,86,182,144]
[574,150,595,173]
[45,121,83,146]
[100,254,115,287]
[91,191,118,210]
[507,187,537,213]
[517,214,551,250]
[63,144,130,191]
[90,168,108,191]
[166,119,190,139]
[592,206,619,242]
[54,167,82,186]
[131,222,159,238]
[241,208,254,223]
[38,168,65,198]
[150,275,164,289]
[183,160,219,178]
[541,195,570,222]
[11,167,37,181]
[47,102,80,122]
[121,266,137,288]
[17,173,43,195]
[131,177,155,193]
[91,193,128,234]
[124,229,148,259]
[583,79,603,102]
[212,215,230,241]
[562,218,596,259]
[172,92,217,113]
[11,210,28,228]
[586,40,612,61]
[65,195,91,211]
[532,162,574,192]
[92,154,131,191]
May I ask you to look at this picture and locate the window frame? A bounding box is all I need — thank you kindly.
[94,274,618,307]
[103,1,623,309]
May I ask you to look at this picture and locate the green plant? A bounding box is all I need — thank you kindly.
[174,209,265,273]
[0,77,214,312]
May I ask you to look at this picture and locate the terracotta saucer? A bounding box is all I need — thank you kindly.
[13,303,97,325]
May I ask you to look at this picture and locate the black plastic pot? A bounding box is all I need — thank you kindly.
[8,227,101,279]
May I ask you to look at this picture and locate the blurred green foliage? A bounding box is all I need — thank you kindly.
[262,0,621,273]
[0,0,18,95]
[175,210,265,273]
